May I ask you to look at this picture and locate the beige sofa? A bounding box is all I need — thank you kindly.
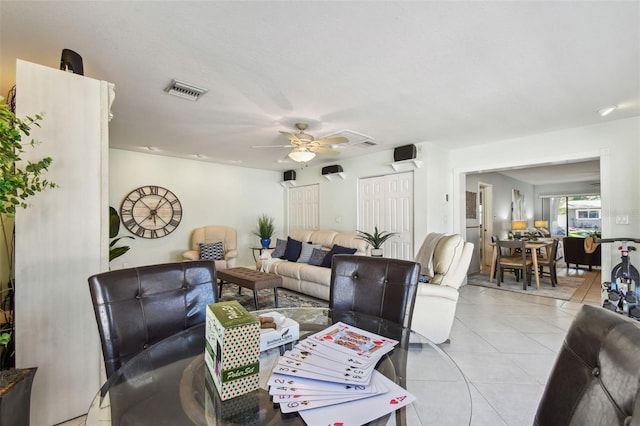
[256,229,369,300]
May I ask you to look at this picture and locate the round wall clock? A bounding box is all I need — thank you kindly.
[120,185,182,239]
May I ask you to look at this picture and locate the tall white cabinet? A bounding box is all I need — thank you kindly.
[15,60,111,426]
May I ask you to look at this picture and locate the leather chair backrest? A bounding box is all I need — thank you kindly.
[329,255,420,328]
[88,261,217,378]
[535,305,640,425]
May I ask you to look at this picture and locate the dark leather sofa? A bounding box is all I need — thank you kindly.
[88,261,217,378]
[535,305,640,425]
[563,236,601,270]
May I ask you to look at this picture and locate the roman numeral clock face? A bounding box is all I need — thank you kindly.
[120,185,182,239]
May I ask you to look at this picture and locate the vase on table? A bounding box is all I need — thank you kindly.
[260,238,271,249]
[371,248,383,257]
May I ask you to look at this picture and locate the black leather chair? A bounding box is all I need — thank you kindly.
[88,261,217,378]
[535,305,640,425]
[329,254,420,328]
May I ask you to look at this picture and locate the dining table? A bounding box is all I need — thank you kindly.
[84,307,471,426]
[489,239,554,290]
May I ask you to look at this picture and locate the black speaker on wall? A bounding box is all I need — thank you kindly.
[393,144,417,162]
[321,165,344,175]
[60,49,84,75]
[283,170,296,181]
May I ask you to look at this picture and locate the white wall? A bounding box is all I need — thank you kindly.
[451,117,640,276]
[281,142,451,254]
[109,149,284,268]
[109,142,452,265]
[16,60,109,426]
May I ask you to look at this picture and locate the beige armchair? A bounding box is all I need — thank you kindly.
[182,226,238,270]
[411,233,474,344]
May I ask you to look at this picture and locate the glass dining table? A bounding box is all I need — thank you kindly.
[85,307,471,425]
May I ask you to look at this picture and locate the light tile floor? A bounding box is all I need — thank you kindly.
[58,267,602,426]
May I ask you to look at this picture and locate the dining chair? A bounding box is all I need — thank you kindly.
[329,254,420,328]
[537,239,559,286]
[496,239,533,290]
[330,254,419,426]
[534,305,640,425]
[87,261,217,378]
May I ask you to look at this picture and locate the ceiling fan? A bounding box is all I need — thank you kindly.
[252,123,348,162]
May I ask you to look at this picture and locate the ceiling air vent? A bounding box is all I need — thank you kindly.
[165,79,208,101]
[322,129,376,148]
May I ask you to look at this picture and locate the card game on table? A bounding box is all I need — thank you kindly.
[267,321,416,426]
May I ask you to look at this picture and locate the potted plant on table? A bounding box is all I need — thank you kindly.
[253,214,275,249]
[0,95,56,426]
[356,226,398,257]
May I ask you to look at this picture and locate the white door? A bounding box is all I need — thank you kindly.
[359,172,413,260]
[480,183,494,272]
[288,184,319,232]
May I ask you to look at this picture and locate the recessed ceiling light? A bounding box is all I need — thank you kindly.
[597,105,617,117]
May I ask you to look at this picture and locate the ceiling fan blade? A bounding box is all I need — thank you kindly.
[279,130,303,145]
[314,136,348,146]
[310,147,339,155]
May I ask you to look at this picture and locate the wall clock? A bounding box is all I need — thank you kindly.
[120,185,182,239]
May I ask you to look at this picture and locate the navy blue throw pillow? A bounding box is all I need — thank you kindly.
[320,244,357,268]
[283,237,303,262]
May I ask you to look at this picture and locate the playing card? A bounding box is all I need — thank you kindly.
[277,391,380,413]
[296,339,392,368]
[307,322,398,361]
[283,348,376,376]
[271,363,370,384]
[299,370,415,425]
[278,353,373,382]
[268,373,375,392]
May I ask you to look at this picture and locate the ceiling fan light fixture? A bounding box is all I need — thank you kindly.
[288,148,315,162]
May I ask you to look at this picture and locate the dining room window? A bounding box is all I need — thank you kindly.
[542,195,601,237]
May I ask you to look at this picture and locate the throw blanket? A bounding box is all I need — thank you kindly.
[415,233,446,278]
[259,251,285,273]
[584,236,600,254]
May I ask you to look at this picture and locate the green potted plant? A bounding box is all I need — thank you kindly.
[109,206,133,262]
[0,96,56,426]
[253,214,275,248]
[356,226,398,257]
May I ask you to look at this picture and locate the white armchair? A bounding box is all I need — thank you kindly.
[411,233,473,344]
[182,226,238,270]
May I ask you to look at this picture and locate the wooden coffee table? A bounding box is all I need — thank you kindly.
[216,267,282,310]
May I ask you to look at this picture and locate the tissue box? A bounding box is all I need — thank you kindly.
[258,312,299,352]
[205,301,260,400]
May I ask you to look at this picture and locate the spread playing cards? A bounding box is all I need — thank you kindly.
[267,321,416,425]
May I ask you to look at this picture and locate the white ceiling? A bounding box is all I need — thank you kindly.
[1,1,638,183]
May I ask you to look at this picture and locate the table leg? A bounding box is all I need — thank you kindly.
[273,288,279,308]
[489,245,498,282]
[253,290,260,310]
[532,254,540,290]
